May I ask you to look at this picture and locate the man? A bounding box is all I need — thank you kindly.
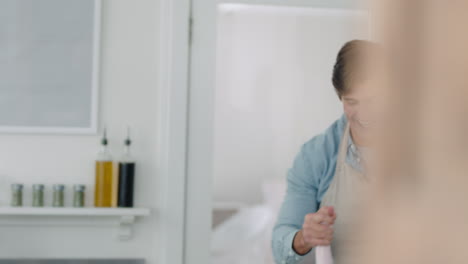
[272,40,381,264]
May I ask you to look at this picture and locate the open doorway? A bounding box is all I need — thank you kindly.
[185,1,370,263]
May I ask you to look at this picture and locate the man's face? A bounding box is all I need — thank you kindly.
[342,80,379,142]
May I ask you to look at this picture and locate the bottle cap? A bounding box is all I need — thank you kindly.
[125,126,132,146]
[11,184,23,190]
[74,184,86,191]
[101,127,108,146]
[53,184,65,191]
[33,184,45,190]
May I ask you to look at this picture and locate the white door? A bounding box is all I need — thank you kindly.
[186,1,370,263]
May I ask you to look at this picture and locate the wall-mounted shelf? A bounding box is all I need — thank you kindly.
[0,207,151,240]
[0,207,150,216]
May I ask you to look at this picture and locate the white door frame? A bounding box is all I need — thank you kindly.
[157,1,369,264]
[157,1,191,264]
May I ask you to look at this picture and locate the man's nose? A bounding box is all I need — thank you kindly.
[358,102,377,119]
[356,109,374,122]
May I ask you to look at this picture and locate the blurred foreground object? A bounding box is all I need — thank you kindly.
[354,1,468,263]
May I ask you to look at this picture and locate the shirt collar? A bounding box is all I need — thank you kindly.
[346,133,364,172]
[348,133,357,153]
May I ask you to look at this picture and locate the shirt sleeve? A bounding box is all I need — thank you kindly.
[271,115,346,264]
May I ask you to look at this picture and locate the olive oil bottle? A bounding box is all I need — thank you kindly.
[94,128,115,207]
[117,127,136,207]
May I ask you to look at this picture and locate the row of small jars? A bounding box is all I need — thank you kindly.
[11,184,86,208]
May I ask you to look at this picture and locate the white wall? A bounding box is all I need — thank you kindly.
[213,4,369,206]
[0,0,160,262]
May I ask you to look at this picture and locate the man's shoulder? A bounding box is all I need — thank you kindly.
[302,114,347,157]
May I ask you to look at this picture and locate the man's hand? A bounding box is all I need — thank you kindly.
[292,206,336,255]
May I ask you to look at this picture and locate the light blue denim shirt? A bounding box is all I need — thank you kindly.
[272,114,363,264]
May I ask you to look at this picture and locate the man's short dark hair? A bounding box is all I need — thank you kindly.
[332,40,380,99]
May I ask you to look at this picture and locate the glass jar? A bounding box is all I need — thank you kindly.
[73,184,86,207]
[32,184,45,207]
[52,184,65,207]
[11,184,23,207]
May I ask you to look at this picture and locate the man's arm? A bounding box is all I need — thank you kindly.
[271,116,345,264]
[293,229,313,255]
[271,143,321,264]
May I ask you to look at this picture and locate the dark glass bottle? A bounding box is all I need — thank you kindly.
[117,128,135,207]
